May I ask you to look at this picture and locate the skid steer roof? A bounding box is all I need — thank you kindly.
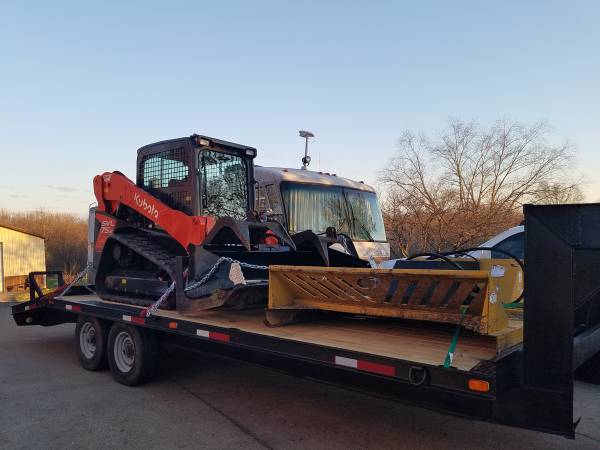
[137,134,257,158]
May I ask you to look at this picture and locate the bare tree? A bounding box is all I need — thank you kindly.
[380,119,581,256]
[531,181,584,204]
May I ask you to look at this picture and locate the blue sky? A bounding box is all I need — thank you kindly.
[1,0,599,214]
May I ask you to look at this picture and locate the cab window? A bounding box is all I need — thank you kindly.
[199,151,248,220]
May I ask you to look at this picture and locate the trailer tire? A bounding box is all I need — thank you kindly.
[75,316,108,371]
[107,323,158,386]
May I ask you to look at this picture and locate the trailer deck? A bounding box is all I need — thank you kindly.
[35,293,524,371]
[13,291,506,399]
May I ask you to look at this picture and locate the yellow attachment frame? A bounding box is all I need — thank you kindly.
[268,264,512,335]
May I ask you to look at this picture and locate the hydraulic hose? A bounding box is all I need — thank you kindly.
[406,252,465,270]
[441,250,480,263]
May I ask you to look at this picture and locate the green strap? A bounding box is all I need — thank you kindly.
[443,306,468,369]
[502,302,524,309]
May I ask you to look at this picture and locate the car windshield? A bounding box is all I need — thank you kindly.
[491,232,524,260]
[281,182,387,242]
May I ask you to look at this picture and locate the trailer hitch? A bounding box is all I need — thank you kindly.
[408,366,428,386]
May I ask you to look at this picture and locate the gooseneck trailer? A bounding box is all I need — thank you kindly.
[12,203,600,438]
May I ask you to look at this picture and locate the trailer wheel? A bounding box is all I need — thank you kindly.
[107,323,158,386]
[75,316,108,371]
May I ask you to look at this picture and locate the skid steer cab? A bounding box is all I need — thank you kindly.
[93,134,258,247]
[137,135,256,222]
[90,134,368,315]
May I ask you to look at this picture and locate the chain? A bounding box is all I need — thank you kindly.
[144,281,176,318]
[238,261,269,270]
[42,262,93,301]
[143,257,268,318]
[69,262,93,286]
[184,257,267,293]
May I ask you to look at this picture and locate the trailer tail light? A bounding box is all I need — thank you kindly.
[468,379,490,392]
[168,321,178,329]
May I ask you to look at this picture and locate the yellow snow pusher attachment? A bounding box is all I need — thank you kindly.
[267,260,522,335]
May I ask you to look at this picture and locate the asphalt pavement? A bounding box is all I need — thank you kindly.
[1,302,600,449]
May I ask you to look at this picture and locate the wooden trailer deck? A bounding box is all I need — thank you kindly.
[159,309,523,370]
[65,295,523,371]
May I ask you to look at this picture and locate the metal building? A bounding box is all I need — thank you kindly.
[0,224,46,293]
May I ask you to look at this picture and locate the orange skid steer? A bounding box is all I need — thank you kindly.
[90,135,368,316]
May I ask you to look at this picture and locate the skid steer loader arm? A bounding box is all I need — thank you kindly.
[93,171,215,250]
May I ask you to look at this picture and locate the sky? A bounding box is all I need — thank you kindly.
[1,0,599,215]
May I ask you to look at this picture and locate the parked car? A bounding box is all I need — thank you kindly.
[469,225,524,260]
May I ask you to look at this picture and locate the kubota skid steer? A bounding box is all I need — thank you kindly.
[92,135,368,315]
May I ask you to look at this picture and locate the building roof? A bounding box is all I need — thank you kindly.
[0,223,46,240]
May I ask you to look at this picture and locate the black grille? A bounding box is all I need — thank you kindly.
[138,147,192,214]
[139,147,188,188]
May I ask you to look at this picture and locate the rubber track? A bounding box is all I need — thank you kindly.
[97,232,179,309]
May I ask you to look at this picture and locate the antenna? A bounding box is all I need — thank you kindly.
[299,130,314,169]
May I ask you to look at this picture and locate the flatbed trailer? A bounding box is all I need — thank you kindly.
[11,204,600,438]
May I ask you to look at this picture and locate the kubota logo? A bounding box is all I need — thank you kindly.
[133,192,159,219]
